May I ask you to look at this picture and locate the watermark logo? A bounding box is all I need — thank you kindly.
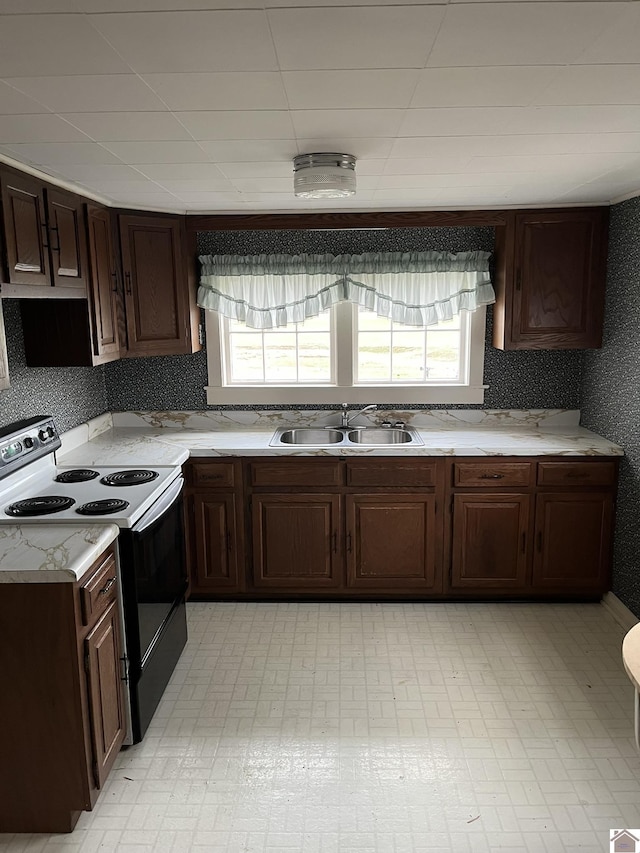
[611,830,640,852]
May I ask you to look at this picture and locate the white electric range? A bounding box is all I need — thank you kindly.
[0,415,188,744]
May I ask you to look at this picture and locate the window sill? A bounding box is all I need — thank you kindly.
[205,385,488,406]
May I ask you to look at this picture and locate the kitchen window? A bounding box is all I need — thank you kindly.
[199,250,492,405]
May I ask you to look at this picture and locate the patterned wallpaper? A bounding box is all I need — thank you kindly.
[0,299,108,433]
[581,195,640,617]
[105,227,582,411]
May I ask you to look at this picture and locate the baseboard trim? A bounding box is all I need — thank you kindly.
[602,592,639,632]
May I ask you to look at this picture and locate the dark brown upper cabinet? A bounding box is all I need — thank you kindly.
[119,213,199,358]
[493,208,608,350]
[0,168,50,291]
[86,204,120,361]
[45,187,89,292]
[0,167,89,299]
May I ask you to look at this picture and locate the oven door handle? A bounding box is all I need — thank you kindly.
[132,476,184,533]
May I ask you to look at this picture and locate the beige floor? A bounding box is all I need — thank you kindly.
[2,601,640,853]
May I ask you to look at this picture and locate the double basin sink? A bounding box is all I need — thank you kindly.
[269,425,424,447]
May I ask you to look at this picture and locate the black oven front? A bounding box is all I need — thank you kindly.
[117,476,188,743]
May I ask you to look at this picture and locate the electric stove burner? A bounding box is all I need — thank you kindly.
[55,469,100,484]
[100,469,159,487]
[6,495,76,517]
[76,498,130,516]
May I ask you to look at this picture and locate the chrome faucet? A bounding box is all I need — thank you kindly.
[339,403,377,428]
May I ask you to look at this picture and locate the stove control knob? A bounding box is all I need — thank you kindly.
[46,426,55,439]
[38,429,49,442]
[23,437,34,449]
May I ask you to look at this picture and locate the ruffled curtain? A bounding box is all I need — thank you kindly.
[198,251,494,329]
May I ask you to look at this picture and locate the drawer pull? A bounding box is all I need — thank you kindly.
[480,473,504,479]
[99,576,117,595]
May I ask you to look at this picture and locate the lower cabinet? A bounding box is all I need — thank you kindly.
[252,493,342,589]
[185,456,618,602]
[346,493,438,591]
[450,493,530,591]
[532,492,613,593]
[0,546,126,833]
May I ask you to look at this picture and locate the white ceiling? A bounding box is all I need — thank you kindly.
[0,0,639,213]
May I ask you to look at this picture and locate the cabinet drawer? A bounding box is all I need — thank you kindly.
[80,550,118,626]
[537,461,616,487]
[453,461,533,488]
[346,459,437,487]
[189,461,236,488]
[250,460,343,487]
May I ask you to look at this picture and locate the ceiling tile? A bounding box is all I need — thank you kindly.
[172,191,242,203]
[465,152,640,176]
[100,141,212,164]
[0,80,50,114]
[153,179,235,193]
[577,3,640,64]
[503,105,640,135]
[0,1,81,10]
[175,111,295,141]
[282,70,420,110]
[135,163,228,181]
[141,73,287,111]
[198,140,299,162]
[60,164,150,181]
[427,3,624,67]
[0,15,129,77]
[77,0,257,8]
[217,161,295,179]
[8,75,166,113]
[91,11,277,73]
[296,138,395,160]
[383,157,472,175]
[0,114,91,143]
[4,141,123,165]
[61,112,191,142]
[268,6,445,70]
[82,179,167,194]
[535,65,640,106]
[292,110,405,140]
[410,66,561,108]
[398,108,517,137]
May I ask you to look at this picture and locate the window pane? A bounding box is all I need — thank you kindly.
[229,333,264,382]
[297,312,331,332]
[391,331,425,381]
[298,333,331,382]
[358,332,391,382]
[358,308,391,331]
[264,333,297,382]
[426,331,461,379]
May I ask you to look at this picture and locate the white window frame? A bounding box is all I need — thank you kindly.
[204,304,488,405]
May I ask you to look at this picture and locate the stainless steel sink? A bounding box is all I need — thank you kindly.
[270,425,424,447]
[347,428,413,444]
[276,428,344,445]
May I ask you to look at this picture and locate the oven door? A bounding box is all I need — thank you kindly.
[118,475,188,741]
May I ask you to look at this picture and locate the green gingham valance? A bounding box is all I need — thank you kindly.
[197,251,494,329]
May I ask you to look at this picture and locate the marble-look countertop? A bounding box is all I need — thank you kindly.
[57,409,624,464]
[0,524,119,583]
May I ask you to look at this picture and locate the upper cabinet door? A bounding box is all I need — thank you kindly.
[86,205,119,360]
[0,169,50,287]
[45,188,88,292]
[493,209,608,350]
[119,214,191,357]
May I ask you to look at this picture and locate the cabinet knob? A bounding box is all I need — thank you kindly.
[124,271,132,295]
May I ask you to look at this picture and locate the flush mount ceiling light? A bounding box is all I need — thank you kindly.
[293,153,357,199]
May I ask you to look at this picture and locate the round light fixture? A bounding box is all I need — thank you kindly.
[293,153,356,199]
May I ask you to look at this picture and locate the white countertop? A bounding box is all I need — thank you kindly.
[0,523,119,583]
[57,407,624,463]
